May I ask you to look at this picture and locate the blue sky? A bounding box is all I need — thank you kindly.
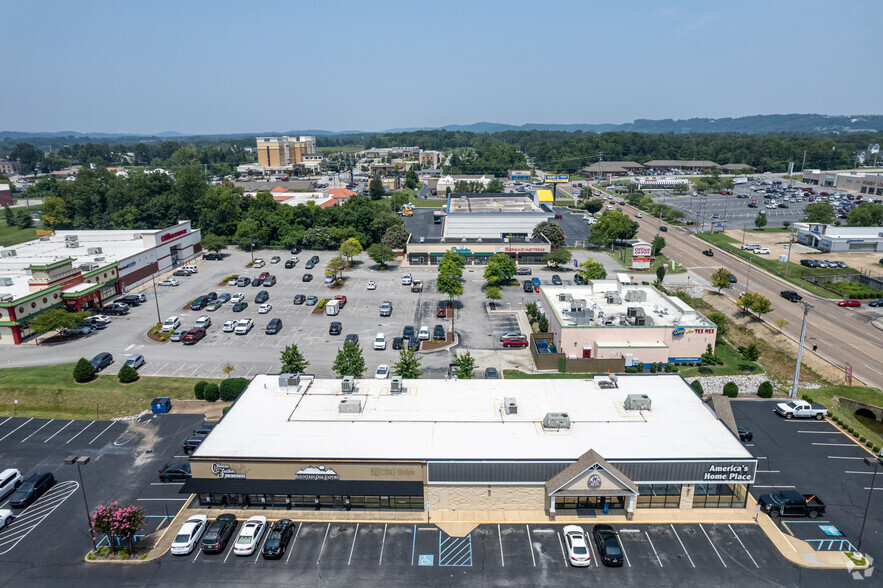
[2,0,880,134]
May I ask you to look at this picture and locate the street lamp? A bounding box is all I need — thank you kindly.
[790,301,813,398]
[857,455,883,553]
[65,455,97,552]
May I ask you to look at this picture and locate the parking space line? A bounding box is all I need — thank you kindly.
[753,485,795,489]
[410,524,416,566]
[223,539,235,563]
[0,417,11,427]
[89,422,116,444]
[192,547,201,563]
[586,528,599,567]
[828,455,865,460]
[557,531,566,564]
[644,531,662,567]
[43,420,74,443]
[20,420,53,443]
[756,470,780,473]
[379,523,387,566]
[700,525,726,567]
[286,523,301,564]
[67,421,94,444]
[728,524,759,568]
[670,524,694,568]
[798,430,835,434]
[0,480,79,555]
[348,523,359,565]
[526,525,536,567]
[254,529,270,564]
[845,471,876,475]
[812,443,855,447]
[496,524,504,567]
[316,522,330,565]
[0,418,33,442]
[617,531,631,567]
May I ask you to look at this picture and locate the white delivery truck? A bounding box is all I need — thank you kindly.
[325,299,341,316]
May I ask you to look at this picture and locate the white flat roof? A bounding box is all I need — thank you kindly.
[194,374,751,463]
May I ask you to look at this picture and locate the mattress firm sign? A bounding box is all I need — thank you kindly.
[632,242,652,270]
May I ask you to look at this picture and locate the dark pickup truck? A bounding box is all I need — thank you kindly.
[758,491,826,518]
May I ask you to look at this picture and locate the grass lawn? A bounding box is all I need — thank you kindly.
[0,221,37,247]
[698,232,857,299]
[606,248,687,275]
[316,145,364,154]
[744,227,792,233]
[412,199,446,208]
[802,384,883,450]
[0,363,220,420]
[678,341,760,378]
[503,370,596,379]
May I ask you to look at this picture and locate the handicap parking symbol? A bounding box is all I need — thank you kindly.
[419,554,434,566]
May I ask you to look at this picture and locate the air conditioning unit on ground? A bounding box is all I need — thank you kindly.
[341,376,355,394]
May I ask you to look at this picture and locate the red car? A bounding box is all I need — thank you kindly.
[437,301,450,318]
[259,271,270,280]
[334,294,347,308]
[182,327,206,344]
[502,336,529,348]
[837,299,861,307]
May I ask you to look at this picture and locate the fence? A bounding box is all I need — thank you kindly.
[802,272,883,297]
[529,333,625,374]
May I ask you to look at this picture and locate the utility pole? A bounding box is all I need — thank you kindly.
[746,256,752,291]
[784,226,795,278]
[790,301,813,398]
[800,150,807,173]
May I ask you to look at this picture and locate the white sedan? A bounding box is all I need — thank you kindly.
[233,515,267,556]
[375,364,390,379]
[563,525,591,567]
[258,304,273,314]
[366,280,377,290]
[753,247,771,254]
[222,320,237,332]
[0,509,14,530]
[231,292,245,303]
[158,279,180,287]
[418,326,430,340]
[170,514,208,555]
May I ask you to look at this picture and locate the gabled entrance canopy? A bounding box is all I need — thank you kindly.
[545,449,638,498]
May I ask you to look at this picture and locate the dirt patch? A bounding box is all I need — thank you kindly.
[167,398,230,421]
[420,332,454,351]
[330,277,348,289]
[145,329,168,344]
[311,300,330,315]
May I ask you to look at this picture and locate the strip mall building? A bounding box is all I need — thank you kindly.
[0,221,201,344]
[184,374,755,517]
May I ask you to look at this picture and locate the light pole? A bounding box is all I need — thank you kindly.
[857,455,883,553]
[150,273,161,324]
[746,256,753,291]
[784,226,795,279]
[790,301,813,398]
[65,455,97,553]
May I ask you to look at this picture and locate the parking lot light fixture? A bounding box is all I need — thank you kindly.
[65,455,97,553]
[790,301,813,398]
[857,455,883,553]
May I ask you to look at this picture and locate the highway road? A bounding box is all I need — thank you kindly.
[624,205,883,390]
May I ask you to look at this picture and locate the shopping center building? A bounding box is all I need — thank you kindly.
[183,374,755,516]
[0,221,201,344]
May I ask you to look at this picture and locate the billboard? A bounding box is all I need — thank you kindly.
[544,174,570,183]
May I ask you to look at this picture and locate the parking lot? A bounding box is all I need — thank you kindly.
[660,188,810,230]
[732,400,883,558]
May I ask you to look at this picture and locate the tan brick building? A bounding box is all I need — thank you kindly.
[255,136,317,167]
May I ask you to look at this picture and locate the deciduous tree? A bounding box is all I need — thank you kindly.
[369,177,385,200]
[393,346,422,378]
[483,253,517,285]
[339,237,363,262]
[332,340,365,377]
[280,344,309,373]
[366,243,396,268]
[452,351,476,379]
[532,221,566,248]
[542,248,572,268]
[754,214,768,229]
[802,201,836,224]
[577,259,607,280]
[711,267,733,293]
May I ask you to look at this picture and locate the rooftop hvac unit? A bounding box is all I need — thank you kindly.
[390,375,403,394]
[0,250,16,257]
[0,277,12,286]
[341,376,355,394]
[64,235,78,242]
[504,397,517,415]
[87,247,103,255]
[94,257,106,262]
[39,236,50,242]
[65,241,79,248]
[338,397,363,414]
[0,293,12,303]
[624,394,651,411]
[558,293,573,303]
[543,412,571,429]
[278,373,301,388]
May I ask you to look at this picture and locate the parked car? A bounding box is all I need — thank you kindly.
[329,321,342,335]
[8,472,54,508]
[432,324,446,340]
[345,334,359,345]
[233,516,267,556]
[194,316,212,329]
[61,325,92,337]
[373,333,387,350]
[170,515,208,555]
[775,400,828,420]
[780,290,802,302]
[759,491,826,518]
[305,260,315,270]
[523,280,534,293]
[502,336,529,348]
[437,300,451,317]
[270,256,281,264]
[222,320,236,332]
[293,294,306,304]
[232,301,248,312]
[303,273,313,282]
[485,367,499,379]
[418,326,430,340]
[234,319,254,335]
[205,301,222,312]
[89,352,113,371]
[158,463,191,483]
[172,269,191,277]
[264,275,276,287]
[202,514,238,554]
[574,274,587,285]
[837,299,861,307]
[265,318,282,335]
[182,328,206,345]
[161,316,181,332]
[402,325,415,339]
[516,267,532,275]
[592,525,624,567]
[124,354,145,370]
[375,364,390,380]
[868,299,883,307]
[551,275,562,285]
[324,274,336,284]
[262,519,295,559]
[0,509,14,530]
[159,278,180,287]
[737,426,753,443]
[182,435,204,454]
[236,277,251,287]
[258,303,272,314]
[170,329,187,342]
[379,301,393,316]
[0,468,22,501]
[255,290,269,303]
[305,295,318,306]
[366,280,376,290]
[753,247,771,254]
[563,525,591,567]
[284,259,296,269]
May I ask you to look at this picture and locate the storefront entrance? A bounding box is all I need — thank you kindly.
[545,450,638,516]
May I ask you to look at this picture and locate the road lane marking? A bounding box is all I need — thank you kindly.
[0,480,78,555]
[348,523,359,566]
[67,421,94,444]
[700,525,726,567]
[0,418,33,443]
[729,525,759,568]
[43,420,74,443]
[526,525,536,567]
[645,531,662,567]
[20,420,53,443]
[671,525,694,568]
[89,422,116,444]
[317,522,330,565]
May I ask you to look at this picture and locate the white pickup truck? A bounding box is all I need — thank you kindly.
[774,400,829,420]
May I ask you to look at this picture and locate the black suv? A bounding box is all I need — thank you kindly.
[101,304,128,316]
[190,297,207,311]
[202,514,237,554]
[266,318,282,334]
[255,290,270,303]
[118,295,143,307]
[780,290,803,302]
[329,321,342,335]
[9,472,55,508]
[262,519,295,559]
[90,352,113,371]
[182,436,204,454]
[523,280,533,293]
[158,463,191,483]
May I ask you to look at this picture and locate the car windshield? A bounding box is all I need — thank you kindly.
[175,532,191,543]
[264,534,280,548]
[18,482,35,492]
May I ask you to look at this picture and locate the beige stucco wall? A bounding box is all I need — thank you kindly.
[553,324,715,362]
[426,485,545,511]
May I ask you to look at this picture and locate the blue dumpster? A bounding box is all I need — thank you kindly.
[603,502,609,515]
[151,397,171,414]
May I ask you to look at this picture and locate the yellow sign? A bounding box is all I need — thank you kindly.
[537,189,554,202]
[543,174,570,183]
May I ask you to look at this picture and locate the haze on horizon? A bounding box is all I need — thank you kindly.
[2,0,880,135]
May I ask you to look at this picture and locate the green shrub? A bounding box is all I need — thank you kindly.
[636,363,644,373]
[757,381,774,398]
[625,367,638,373]
[875,446,881,454]
[723,382,739,398]
[203,383,219,402]
[117,364,139,384]
[73,358,96,383]
[222,406,230,415]
[219,378,250,402]
[865,441,873,448]
[690,380,704,396]
[698,366,713,375]
[649,363,657,373]
[860,436,866,443]
[194,381,208,400]
[827,281,883,299]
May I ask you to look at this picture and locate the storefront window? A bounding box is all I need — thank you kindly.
[692,483,748,508]
[554,496,626,510]
[637,484,681,508]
